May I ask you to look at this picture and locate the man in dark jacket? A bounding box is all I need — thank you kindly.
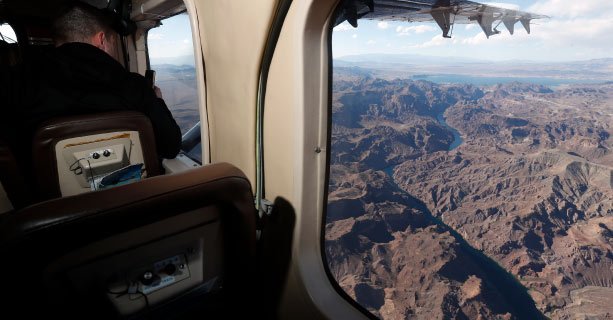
[0,2,181,161]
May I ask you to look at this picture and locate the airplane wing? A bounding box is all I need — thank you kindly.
[334,0,548,38]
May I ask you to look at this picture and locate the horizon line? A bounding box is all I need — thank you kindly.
[333,53,613,64]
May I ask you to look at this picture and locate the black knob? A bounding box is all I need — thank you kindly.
[103,149,111,157]
[163,263,177,275]
[92,152,100,159]
[140,271,160,286]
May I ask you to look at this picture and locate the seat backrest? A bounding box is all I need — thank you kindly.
[0,40,21,66]
[32,111,162,200]
[0,162,257,319]
[0,138,31,212]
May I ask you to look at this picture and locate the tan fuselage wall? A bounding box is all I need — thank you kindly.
[193,0,279,183]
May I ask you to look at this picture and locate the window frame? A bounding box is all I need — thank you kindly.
[317,5,387,320]
[261,0,372,318]
[144,2,209,165]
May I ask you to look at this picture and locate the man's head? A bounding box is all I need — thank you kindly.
[52,2,118,56]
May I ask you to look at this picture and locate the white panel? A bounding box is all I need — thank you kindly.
[54,131,145,197]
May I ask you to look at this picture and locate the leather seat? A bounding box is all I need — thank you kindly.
[0,40,21,66]
[32,111,163,200]
[0,138,31,211]
[0,162,257,319]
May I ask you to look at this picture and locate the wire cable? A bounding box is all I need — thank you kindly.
[69,157,87,175]
[87,159,97,191]
[135,290,151,320]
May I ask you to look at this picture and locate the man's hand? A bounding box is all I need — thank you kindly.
[154,86,163,99]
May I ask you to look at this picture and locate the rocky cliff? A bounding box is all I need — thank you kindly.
[327,68,613,319]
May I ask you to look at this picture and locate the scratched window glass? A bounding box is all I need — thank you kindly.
[325,1,613,319]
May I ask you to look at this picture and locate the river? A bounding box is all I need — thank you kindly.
[436,113,463,151]
[380,112,543,318]
[382,166,542,318]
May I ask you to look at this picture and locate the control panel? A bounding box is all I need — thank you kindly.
[104,253,193,313]
[89,148,115,160]
[132,254,191,296]
[65,222,222,316]
[66,142,131,188]
[74,144,126,173]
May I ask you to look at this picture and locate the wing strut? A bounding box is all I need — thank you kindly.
[520,17,531,34]
[431,8,453,38]
[470,7,501,38]
[503,17,518,35]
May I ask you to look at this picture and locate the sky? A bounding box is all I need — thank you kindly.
[140,1,612,63]
[147,13,195,64]
[333,0,613,62]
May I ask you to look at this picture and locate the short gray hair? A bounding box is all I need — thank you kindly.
[53,2,114,45]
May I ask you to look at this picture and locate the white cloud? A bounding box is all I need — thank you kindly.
[411,35,448,48]
[183,38,190,44]
[529,17,613,56]
[148,33,163,40]
[461,32,489,45]
[367,40,376,45]
[334,22,353,32]
[332,0,613,62]
[377,21,389,29]
[396,25,437,36]
[445,0,613,59]
[529,0,613,19]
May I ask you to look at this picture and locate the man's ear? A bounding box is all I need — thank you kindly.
[91,31,106,50]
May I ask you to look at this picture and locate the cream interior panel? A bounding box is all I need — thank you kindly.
[265,0,369,319]
[163,153,200,173]
[0,181,12,214]
[134,28,149,75]
[264,4,296,203]
[185,0,211,164]
[55,131,145,197]
[193,0,279,184]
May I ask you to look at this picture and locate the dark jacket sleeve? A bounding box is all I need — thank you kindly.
[143,94,182,159]
[0,65,19,117]
[129,73,182,159]
[0,65,22,138]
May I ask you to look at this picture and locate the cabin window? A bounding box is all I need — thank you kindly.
[0,23,17,43]
[325,1,613,319]
[147,12,201,163]
[0,23,20,66]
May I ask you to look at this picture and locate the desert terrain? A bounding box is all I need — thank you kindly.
[326,64,613,319]
[153,64,199,135]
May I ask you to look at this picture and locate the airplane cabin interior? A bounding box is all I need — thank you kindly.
[0,0,352,318]
[1,0,591,319]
